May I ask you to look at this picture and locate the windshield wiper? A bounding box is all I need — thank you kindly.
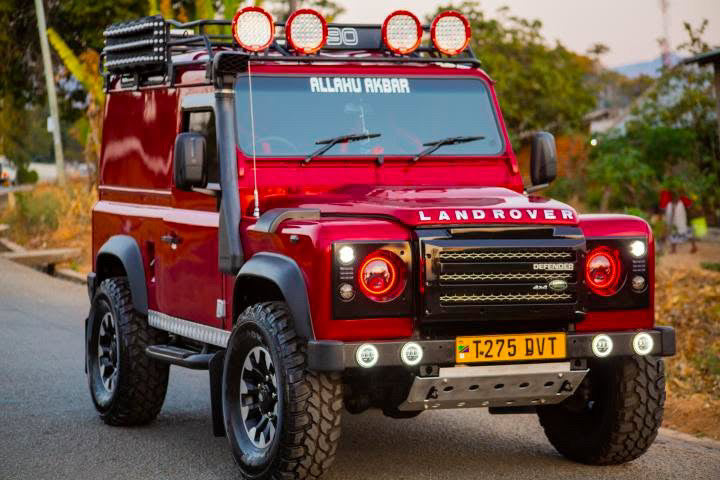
[411,135,485,162]
[303,132,381,164]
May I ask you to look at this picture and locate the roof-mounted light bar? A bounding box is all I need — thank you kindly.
[286,9,328,54]
[431,11,472,55]
[382,10,422,55]
[232,6,275,52]
[102,15,167,73]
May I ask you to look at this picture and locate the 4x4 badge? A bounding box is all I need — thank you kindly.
[548,279,569,292]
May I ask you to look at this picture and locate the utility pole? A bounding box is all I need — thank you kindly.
[33,0,65,186]
[659,0,672,68]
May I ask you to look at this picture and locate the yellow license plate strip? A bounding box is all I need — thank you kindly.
[456,332,566,363]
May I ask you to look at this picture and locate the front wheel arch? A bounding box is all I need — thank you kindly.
[232,252,314,339]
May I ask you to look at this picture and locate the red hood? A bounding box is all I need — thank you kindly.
[261,186,578,227]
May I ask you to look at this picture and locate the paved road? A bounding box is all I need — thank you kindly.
[2,258,719,480]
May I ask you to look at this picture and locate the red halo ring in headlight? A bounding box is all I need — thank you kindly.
[357,250,406,302]
[286,8,328,54]
[382,10,423,55]
[585,247,622,295]
[431,11,471,55]
[232,6,275,52]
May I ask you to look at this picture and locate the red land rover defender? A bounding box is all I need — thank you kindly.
[86,8,675,478]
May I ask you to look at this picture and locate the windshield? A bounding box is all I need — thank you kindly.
[234,75,505,158]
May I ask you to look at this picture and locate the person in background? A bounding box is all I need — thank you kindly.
[659,189,698,254]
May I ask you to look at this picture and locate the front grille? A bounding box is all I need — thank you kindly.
[439,292,574,304]
[439,272,573,283]
[439,250,574,261]
[420,231,585,323]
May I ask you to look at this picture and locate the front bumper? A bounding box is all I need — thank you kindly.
[307,326,675,372]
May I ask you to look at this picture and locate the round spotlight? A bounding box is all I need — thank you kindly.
[286,8,327,54]
[633,332,654,356]
[356,344,379,368]
[631,275,646,292]
[382,10,422,55]
[431,11,471,55]
[400,342,423,366]
[232,6,275,52]
[338,245,355,265]
[629,240,647,258]
[338,283,355,302]
[591,334,614,358]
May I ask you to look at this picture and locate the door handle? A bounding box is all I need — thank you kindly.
[161,234,182,249]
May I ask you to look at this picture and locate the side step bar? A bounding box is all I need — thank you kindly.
[146,345,214,370]
[145,345,227,438]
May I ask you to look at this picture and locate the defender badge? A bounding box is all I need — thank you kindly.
[548,279,569,292]
[533,263,574,271]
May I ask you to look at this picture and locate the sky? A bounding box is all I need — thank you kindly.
[335,0,720,68]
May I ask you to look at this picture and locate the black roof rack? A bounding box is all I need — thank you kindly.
[102,16,481,89]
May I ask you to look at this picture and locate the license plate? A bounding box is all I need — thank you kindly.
[456,332,566,363]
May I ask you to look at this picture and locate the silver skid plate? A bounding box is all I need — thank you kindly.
[398,362,588,411]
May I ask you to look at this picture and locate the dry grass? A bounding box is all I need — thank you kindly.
[0,180,95,272]
[656,242,720,440]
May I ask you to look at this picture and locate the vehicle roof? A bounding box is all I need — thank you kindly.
[165,48,495,87]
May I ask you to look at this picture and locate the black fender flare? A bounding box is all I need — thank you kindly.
[95,235,148,315]
[233,252,314,340]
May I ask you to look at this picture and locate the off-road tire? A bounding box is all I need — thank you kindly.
[223,302,343,480]
[537,356,665,465]
[86,277,169,426]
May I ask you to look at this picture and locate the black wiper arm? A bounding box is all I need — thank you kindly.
[303,132,381,164]
[411,135,485,162]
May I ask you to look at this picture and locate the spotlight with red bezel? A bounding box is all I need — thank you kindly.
[357,250,407,303]
[232,6,275,52]
[286,8,328,54]
[431,11,472,55]
[585,246,622,296]
[382,10,423,55]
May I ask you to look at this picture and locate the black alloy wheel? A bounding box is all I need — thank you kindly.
[240,346,279,449]
[223,302,343,480]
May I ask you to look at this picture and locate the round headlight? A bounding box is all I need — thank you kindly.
[585,247,622,296]
[357,250,406,302]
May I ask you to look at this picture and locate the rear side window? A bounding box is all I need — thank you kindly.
[184,110,219,184]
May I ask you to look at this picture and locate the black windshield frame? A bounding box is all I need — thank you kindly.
[233,73,507,160]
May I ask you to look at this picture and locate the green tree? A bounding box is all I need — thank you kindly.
[429,2,596,142]
[627,20,719,220]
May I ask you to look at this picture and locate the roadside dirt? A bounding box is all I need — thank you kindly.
[656,241,720,441]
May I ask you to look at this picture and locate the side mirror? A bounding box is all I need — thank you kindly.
[530,132,557,188]
[174,132,207,190]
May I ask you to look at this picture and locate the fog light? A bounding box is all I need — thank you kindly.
[338,283,355,302]
[629,240,646,258]
[356,344,379,368]
[631,275,646,292]
[633,332,654,356]
[591,334,613,358]
[400,342,423,366]
[338,245,355,265]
